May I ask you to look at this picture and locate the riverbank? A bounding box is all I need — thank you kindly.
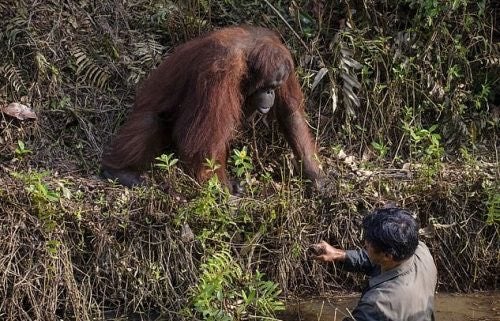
[1,1,498,320]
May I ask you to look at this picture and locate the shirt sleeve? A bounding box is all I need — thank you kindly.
[341,249,379,275]
[343,298,389,321]
[342,300,384,321]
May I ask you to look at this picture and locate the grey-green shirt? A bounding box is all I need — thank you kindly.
[342,241,437,321]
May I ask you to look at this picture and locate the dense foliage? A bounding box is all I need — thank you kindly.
[0,1,498,320]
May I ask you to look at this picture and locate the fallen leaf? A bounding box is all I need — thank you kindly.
[1,102,37,120]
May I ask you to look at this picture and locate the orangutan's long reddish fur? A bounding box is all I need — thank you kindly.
[102,25,322,188]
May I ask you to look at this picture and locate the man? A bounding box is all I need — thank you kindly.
[311,207,437,321]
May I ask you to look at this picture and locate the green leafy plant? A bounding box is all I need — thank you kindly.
[229,146,256,194]
[410,125,443,158]
[403,118,444,180]
[154,153,178,173]
[50,95,71,110]
[46,240,61,259]
[260,171,273,184]
[474,82,491,110]
[371,140,388,159]
[10,170,62,231]
[231,146,253,178]
[189,250,284,321]
[182,175,236,245]
[15,140,31,157]
[405,0,466,27]
[485,187,500,225]
[205,158,221,173]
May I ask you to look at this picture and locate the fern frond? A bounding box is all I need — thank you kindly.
[70,46,110,89]
[0,64,27,94]
[200,250,242,281]
[339,46,362,116]
[133,36,164,65]
[127,36,165,85]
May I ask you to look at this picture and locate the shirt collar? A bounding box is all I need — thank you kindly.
[368,254,414,288]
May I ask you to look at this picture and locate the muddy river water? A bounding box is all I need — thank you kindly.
[109,292,499,320]
[279,292,500,321]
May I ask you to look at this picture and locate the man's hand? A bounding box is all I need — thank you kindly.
[309,240,347,262]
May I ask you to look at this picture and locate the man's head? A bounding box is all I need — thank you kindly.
[363,207,419,262]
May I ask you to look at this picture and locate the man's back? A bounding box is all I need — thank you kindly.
[344,242,437,321]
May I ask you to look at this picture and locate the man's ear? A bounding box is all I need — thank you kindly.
[382,252,394,262]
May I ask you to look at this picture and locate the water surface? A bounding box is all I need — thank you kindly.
[280,292,500,321]
[105,292,499,320]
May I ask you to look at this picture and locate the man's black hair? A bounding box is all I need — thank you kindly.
[363,207,419,261]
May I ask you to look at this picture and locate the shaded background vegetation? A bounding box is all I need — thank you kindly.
[0,0,499,320]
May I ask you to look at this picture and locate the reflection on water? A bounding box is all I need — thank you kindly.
[279,292,500,321]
